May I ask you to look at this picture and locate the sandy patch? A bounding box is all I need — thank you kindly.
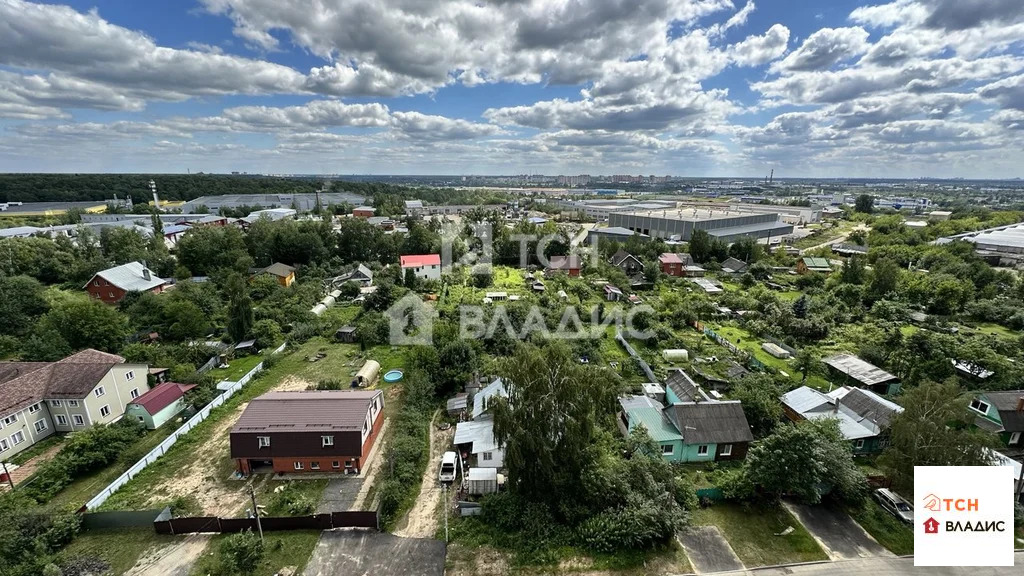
[350,418,391,510]
[141,375,315,516]
[125,534,211,576]
[393,410,454,539]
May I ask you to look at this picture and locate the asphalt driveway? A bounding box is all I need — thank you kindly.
[302,530,445,576]
[784,502,891,560]
[316,476,364,514]
[678,526,745,573]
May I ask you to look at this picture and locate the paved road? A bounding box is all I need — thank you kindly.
[784,502,891,560]
[678,526,745,573]
[316,476,364,514]
[303,530,445,576]
[692,552,1024,576]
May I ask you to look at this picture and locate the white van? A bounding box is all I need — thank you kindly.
[439,451,458,483]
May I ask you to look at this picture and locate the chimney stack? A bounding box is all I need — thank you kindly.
[142,268,151,281]
[1017,396,1023,413]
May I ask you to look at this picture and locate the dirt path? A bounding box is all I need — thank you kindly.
[0,442,63,491]
[124,534,211,576]
[349,418,391,510]
[393,410,453,539]
[799,223,869,254]
[142,376,315,516]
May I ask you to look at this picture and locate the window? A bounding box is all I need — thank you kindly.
[661,444,674,456]
[1010,432,1021,445]
[322,435,334,447]
[697,445,709,456]
[332,461,341,469]
[1,414,16,426]
[28,403,40,414]
[969,398,990,414]
[93,280,100,286]
[72,414,85,426]
[94,386,105,398]
[130,388,140,399]
[99,405,110,417]
[56,414,68,426]
[34,419,47,433]
[69,400,79,407]
[293,462,304,470]
[854,439,865,450]
[720,444,732,456]
[310,462,320,470]
[11,431,25,445]
[482,452,493,461]
[50,400,62,407]
[0,438,8,452]
[108,292,114,298]
[125,371,135,381]
[258,436,271,448]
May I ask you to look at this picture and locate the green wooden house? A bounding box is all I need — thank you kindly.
[617,394,753,463]
[969,390,1024,449]
[124,382,196,430]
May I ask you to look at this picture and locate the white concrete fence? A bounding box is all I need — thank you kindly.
[84,342,287,511]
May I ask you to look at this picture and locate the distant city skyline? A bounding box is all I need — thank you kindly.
[0,1,1022,178]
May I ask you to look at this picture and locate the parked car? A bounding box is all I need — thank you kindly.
[874,488,913,524]
[439,451,458,483]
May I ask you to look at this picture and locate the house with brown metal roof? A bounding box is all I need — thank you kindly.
[230,390,385,475]
[0,350,150,460]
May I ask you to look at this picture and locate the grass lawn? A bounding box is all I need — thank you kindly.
[706,324,832,391]
[254,478,328,517]
[59,528,179,575]
[206,353,264,382]
[971,322,1018,340]
[844,500,913,555]
[44,422,179,512]
[692,502,828,567]
[190,530,322,576]
[98,339,411,513]
[9,434,64,465]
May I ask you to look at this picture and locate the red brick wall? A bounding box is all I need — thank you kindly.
[86,283,127,304]
[661,263,682,276]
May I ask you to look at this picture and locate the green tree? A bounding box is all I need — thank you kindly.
[35,297,129,353]
[250,319,282,349]
[839,255,866,285]
[219,529,264,574]
[854,194,874,214]
[491,341,619,513]
[687,229,712,263]
[792,295,809,319]
[793,349,818,383]
[729,375,784,438]
[879,380,996,493]
[226,274,254,342]
[0,275,49,337]
[732,419,866,504]
[163,300,209,341]
[866,257,901,302]
[729,236,762,263]
[338,281,361,300]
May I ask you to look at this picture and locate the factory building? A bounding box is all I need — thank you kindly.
[607,208,793,243]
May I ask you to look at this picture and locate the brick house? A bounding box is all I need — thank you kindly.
[84,261,168,304]
[546,255,581,277]
[230,390,385,475]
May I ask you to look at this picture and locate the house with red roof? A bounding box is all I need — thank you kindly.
[400,254,442,281]
[125,382,197,429]
[0,350,150,460]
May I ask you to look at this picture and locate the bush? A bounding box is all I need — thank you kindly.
[58,556,111,576]
[220,530,264,574]
[577,494,681,552]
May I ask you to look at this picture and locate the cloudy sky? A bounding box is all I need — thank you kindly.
[0,0,1022,177]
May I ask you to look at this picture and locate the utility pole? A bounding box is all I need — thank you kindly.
[443,482,449,543]
[2,461,14,490]
[248,484,264,542]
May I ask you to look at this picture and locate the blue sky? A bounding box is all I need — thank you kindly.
[0,0,1022,176]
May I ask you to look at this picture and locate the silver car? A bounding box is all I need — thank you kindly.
[874,488,913,524]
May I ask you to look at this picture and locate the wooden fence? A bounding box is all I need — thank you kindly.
[154,511,379,535]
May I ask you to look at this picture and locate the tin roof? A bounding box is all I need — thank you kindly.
[822,353,897,386]
[129,382,196,416]
[400,254,441,268]
[665,401,753,445]
[86,261,167,292]
[231,390,382,433]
